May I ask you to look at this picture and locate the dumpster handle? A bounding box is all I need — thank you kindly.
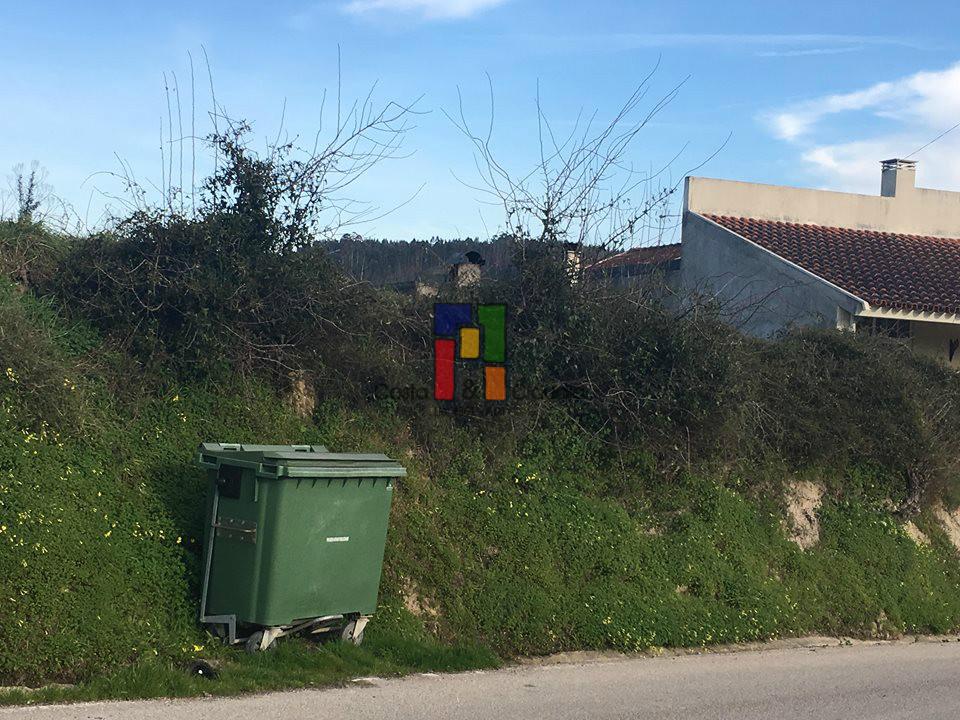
[199,487,218,621]
[252,463,282,502]
[197,453,219,469]
[254,464,268,502]
[199,484,238,644]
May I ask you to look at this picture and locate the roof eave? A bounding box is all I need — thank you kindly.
[858,304,960,325]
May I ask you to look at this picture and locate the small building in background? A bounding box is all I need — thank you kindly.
[589,243,682,290]
[450,260,482,288]
[388,251,485,295]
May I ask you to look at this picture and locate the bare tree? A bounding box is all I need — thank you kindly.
[4,162,72,228]
[446,63,693,270]
[15,162,43,223]
[93,49,422,245]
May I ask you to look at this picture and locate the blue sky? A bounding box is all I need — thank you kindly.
[2,0,960,241]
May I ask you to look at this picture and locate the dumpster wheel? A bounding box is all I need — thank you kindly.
[245,627,282,653]
[341,617,369,646]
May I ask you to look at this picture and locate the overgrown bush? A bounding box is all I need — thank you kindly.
[37,123,960,514]
[0,220,65,291]
[729,329,960,511]
[51,133,375,379]
[0,281,92,429]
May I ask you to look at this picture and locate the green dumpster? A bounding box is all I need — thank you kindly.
[196,443,405,651]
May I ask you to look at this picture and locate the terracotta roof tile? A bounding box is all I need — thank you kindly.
[705,215,960,315]
[592,243,682,269]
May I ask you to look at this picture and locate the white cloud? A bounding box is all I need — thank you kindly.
[610,33,912,49]
[768,80,904,141]
[755,47,864,59]
[765,62,960,192]
[521,33,918,56]
[343,0,510,20]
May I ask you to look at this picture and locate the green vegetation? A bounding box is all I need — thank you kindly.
[4,127,960,702]
[0,632,498,706]
[4,262,960,698]
[0,275,497,698]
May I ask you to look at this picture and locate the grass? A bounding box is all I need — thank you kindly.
[4,278,960,703]
[0,632,500,706]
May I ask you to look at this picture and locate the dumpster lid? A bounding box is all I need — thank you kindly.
[199,443,329,454]
[197,443,406,478]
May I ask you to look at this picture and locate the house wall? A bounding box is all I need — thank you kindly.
[684,176,960,239]
[909,320,960,368]
[599,260,681,292]
[679,212,862,337]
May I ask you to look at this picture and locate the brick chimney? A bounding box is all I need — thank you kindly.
[880,158,917,198]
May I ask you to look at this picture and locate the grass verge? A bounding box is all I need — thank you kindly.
[0,632,499,706]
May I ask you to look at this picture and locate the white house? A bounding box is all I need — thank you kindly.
[596,160,960,366]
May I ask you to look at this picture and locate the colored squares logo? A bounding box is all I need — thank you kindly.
[460,327,480,359]
[434,303,507,401]
[433,338,456,401]
[484,366,506,401]
[477,304,506,362]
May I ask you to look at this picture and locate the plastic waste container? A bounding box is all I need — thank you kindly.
[196,442,405,651]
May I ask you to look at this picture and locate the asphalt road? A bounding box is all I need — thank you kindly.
[5,640,960,720]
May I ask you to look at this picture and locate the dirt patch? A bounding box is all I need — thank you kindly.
[934,505,960,553]
[286,370,316,420]
[903,521,930,546]
[785,481,824,550]
[402,578,440,621]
